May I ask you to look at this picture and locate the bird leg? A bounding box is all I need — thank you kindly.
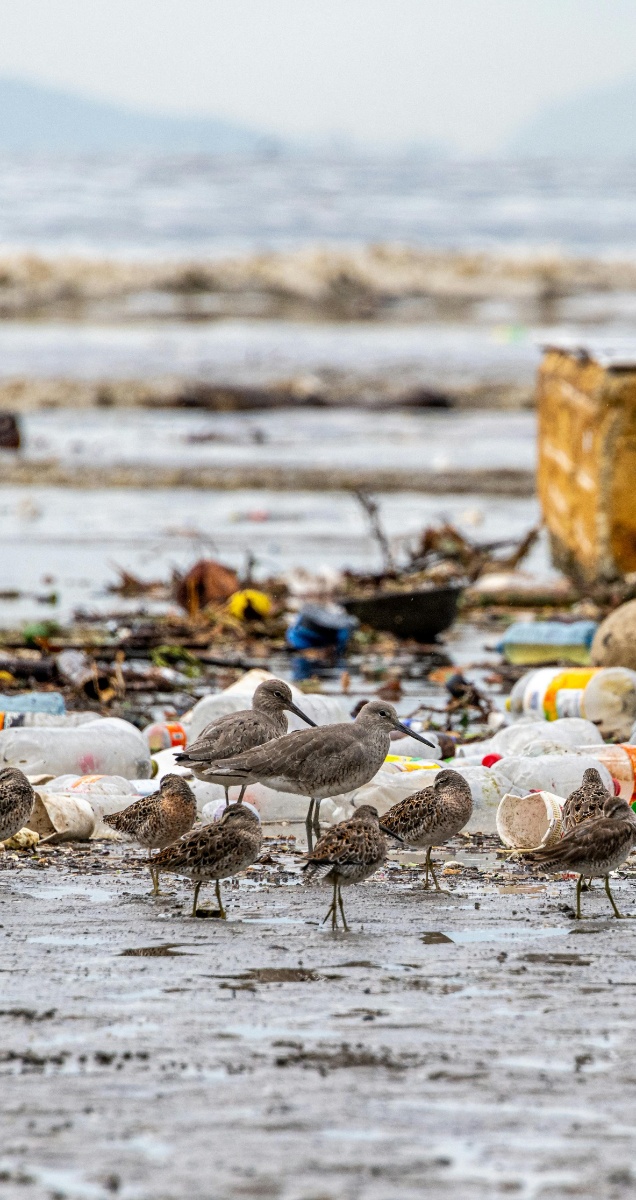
[604,874,624,919]
[337,883,349,932]
[148,850,160,895]
[321,877,338,930]
[575,874,583,919]
[423,847,446,892]
[306,799,315,854]
[215,879,227,919]
[191,880,202,917]
[313,799,322,837]
[224,788,230,808]
[236,785,246,806]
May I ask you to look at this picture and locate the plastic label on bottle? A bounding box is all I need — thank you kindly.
[621,744,636,802]
[69,774,105,788]
[542,669,597,721]
[555,689,585,719]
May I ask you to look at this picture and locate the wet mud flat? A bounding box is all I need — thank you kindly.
[2,837,636,1198]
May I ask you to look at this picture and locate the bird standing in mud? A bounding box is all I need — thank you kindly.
[152,804,262,918]
[562,767,612,832]
[302,801,391,931]
[303,804,391,931]
[103,774,197,894]
[205,700,434,850]
[176,679,316,806]
[0,767,35,844]
[381,768,473,890]
[530,796,636,919]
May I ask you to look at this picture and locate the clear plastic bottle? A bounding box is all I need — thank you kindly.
[0,717,151,779]
[0,692,65,715]
[495,752,613,799]
[507,666,636,741]
[0,711,101,729]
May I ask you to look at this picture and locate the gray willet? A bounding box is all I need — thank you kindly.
[0,767,35,844]
[381,768,473,890]
[205,700,434,849]
[303,803,393,930]
[152,805,262,918]
[103,774,197,894]
[530,796,636,919]
[176,679,316,806]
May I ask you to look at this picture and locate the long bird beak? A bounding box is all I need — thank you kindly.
[286,700,318,727]
[392,718,435,748]
[380,823,405,843]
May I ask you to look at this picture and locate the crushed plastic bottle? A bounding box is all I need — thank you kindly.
[456,716,604,763]
[507,666,636,741]
[493,752,613,799]
[0,717,152,779]
[0,711,102,729]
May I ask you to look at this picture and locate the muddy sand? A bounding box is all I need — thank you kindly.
[1,833,636,1198]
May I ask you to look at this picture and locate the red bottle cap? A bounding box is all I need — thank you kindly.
[482,753,502,768]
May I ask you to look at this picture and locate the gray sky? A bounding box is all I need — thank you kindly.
[2,0,636,153]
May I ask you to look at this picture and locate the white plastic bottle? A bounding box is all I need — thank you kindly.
[0,717,152,779]
[494,752,613,799]
[507,666,636,741]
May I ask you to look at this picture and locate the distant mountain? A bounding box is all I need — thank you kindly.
[0,77,280,154]
[508,75,636,157]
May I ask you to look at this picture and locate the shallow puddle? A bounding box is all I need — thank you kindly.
[420,926,570,946]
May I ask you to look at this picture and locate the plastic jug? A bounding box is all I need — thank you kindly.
[507,667,636,741]
[578,743,636,803]
[0,717,152,779]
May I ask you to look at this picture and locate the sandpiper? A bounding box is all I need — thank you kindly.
[152,804,262,917]
[103,774,197,894]
[303,804,391,930]
[176,679,317,805]
[531,795,636,918]
[204,700,434,849]
[380,768,473,890]
[562,767,612,833]
[0,767,35,843]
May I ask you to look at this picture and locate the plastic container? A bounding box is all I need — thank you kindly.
[497,791,564,851]
[0,717,152,779]
[507,667,636,741]
[498,620,597,666]
[494,752,613,799]
[286,605,358,652]
[184,669,349,741]
[0,691,65,715]
[28,791,96,842]
[142,721,187,753]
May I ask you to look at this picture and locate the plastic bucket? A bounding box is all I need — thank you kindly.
[496,790,564,851]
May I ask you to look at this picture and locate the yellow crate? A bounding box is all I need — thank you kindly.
[537,342,636,583]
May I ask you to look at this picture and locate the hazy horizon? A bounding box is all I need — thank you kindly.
[2,1,636,155]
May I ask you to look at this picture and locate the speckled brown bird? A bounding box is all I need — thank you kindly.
[380,768,473,891]
[562,767,612,833]
[152,804,262,918]
[175,679,316,805]
[302,804,391,931]
[531,796,636,919]
[103,774,197,894]
[0,767,35,843]
[207,700,434,849]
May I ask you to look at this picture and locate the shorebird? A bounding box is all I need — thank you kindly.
[562,767,611,833]
[381,768,473,890]
[176,679,316,806]
[530,796,636,919]
[204,700,434,849]
[103,774,197,894]
[303,804,392,930]
[152,805,262,917]
[0,767,35,843]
